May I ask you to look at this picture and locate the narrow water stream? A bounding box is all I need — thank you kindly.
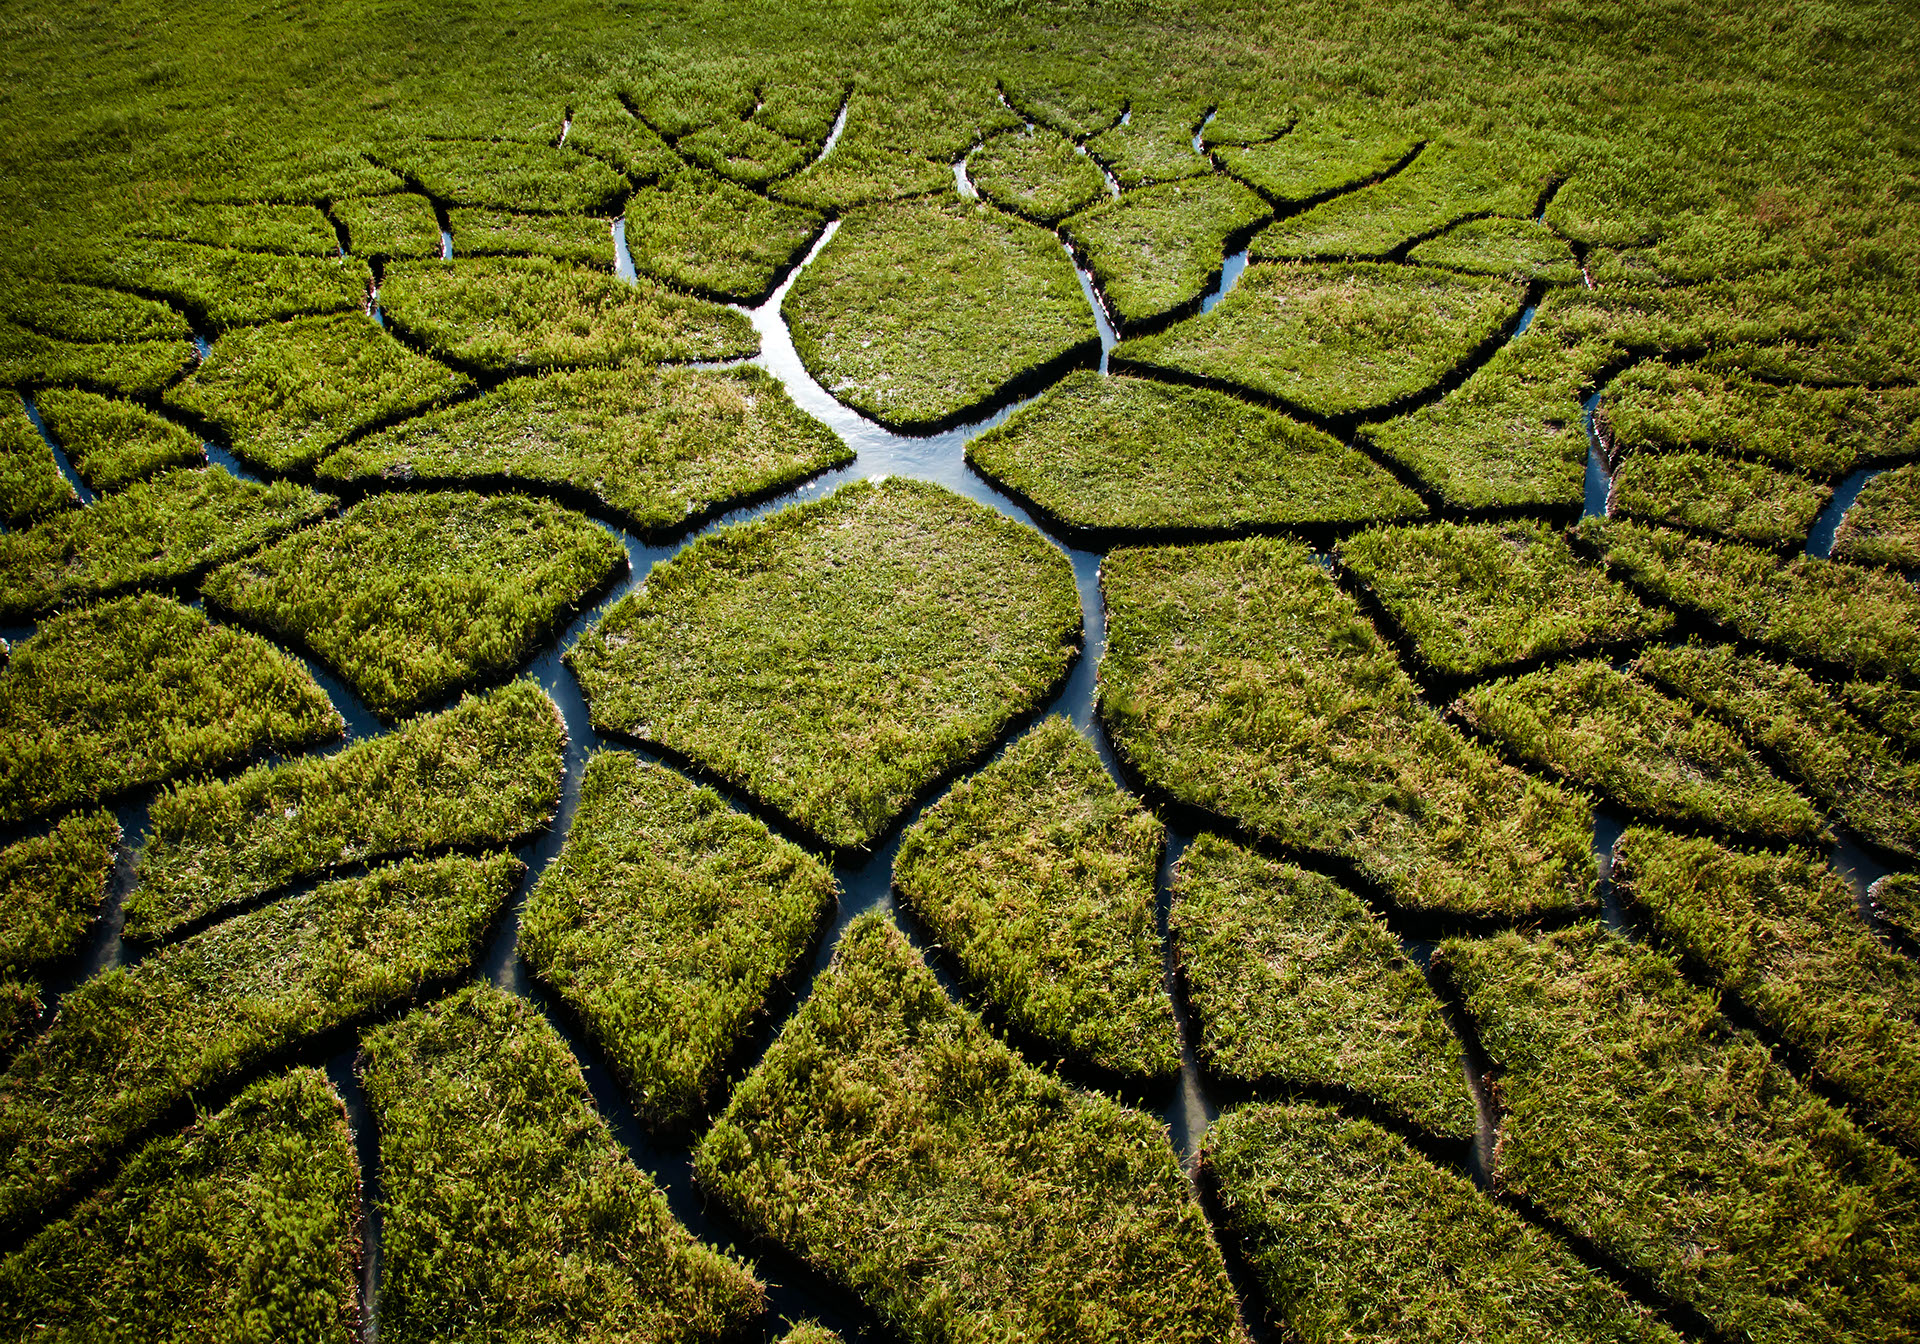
[1582,391,1611,519]
[1804,466,1882,559]
[21,395,98,505]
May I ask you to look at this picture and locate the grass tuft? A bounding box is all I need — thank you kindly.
[33,388,205,491]
[1609,449,1830,549]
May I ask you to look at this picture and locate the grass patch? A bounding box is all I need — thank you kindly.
[782,199,1096,431]
[1407,215,1579,282]
[678,119,812,187]
[1873,873,1920,944]
[770,83,1013,213]
[165,313,472,472]
[968,128,1110,225]
[0,810,117,979]
[0,392,76,525]
[125,201,339,254]
[1585,519,1920,682]
[334,193,440,259]
[378,136,627,214]
[968,371,1422,536]
[185,148,404,205]
[695,912,1248,1343]
[1083,105,1214,188]
[0,851,518,1232]
[0,1066,359,1343]
[1215,113,1417,207]
[380,257,757,375]
[1,325,195,408]
[568,97,683,179]
[1203,1101,1679,1343]
[316,362,848,537]
[1170,834,1474,1140]
[1610,449,1830,548]
[84,241,372,330]
[1615,827,1920,1146]
[1454,659,1825,842]
[521,751,836,1132]
[1337,520,1672,677]
[1100,538,1593,918]
[893,716,1177,1082]
[0,594,341,828]
[362,983,765,1342]
[0,467,335,622]
[0,982,37,1060]
[33,388,205,490]
[623,170,823,303]
[1834,463,1920,569]
[1111,262,1522,420]
[1063,175,1270,330]
[129,679,564,939]
[446,207,612,267]
[569,478,1080,850]
[1436,923,1920,1342]
[205,490,624,722]
[0,277,191,344]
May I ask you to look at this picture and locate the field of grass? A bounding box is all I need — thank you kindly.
[0,276,192,344]
[695,913,1248,1342]
[0,393,75,524]
[1875,874,1920,943]
[124,201,339,254]
[33,388,205,490]
[1214,112,1416,207]
[1608,450,1830,549]
[623,171,823,303]
[969,129,1110,224]
[1834,463,1920,569]
[84,242,372,330]
[361,984,766,1343]
[520,751,837,1132]
[1405,215,1579,282]
[1100,538,1593,918]
[0,321,198,398]
[205,490,625,721]
[893,717,1177,1082]
[1203,1102,1678,1343]
[1170,834,1474,1139]
[0,809,118,979]
[1437,924,1920,1342]
[129,679,564,938]
[377,136,627,214]
[0,851,517,1231]
[334,192,441,259]
[446,207,613,267]
[0,594,341,827]
[1062,176,1270,329]
[569,478,1080,850]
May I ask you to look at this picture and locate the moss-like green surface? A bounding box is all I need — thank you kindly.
[1338,520,1670,677]
[363,983,766,1344]
[1112,262,1523,419]
[568,97,684,180]
[0,1067,359,1343]
[678,118,812,187]
[1438,923,1920,1342]
[0,467,335,622]
[378,136,628,213]
[770,83,1011,212]
[316,362,849,537]
[380,257,758,374]
[1083,105,1215,188]
[1216,114,1417,206]
[570,478,1080,850]
[1171,834,1474,1140]
[623,170,823,303]
[125,201,340,254]
[696,913,1248,1343]
[0,277,192,344]
[130,679,564,939]
[0,594,341,828]
[1834,463,1920,569]
[783,199,1097,430]
[334,192,440,259]
[1101,538,1592,918]
[90,241,372,330]
[521,752,836,1132]
[1615,827,1920,1146]
[968,371,1421,536]
[0,810,117,980]
[1253,143,1540,261]
[0,981,37,1059]
[1406,215,1579,281]
[1610,449,1830,548]
[1063,176,1270,329]
[0,321,197,398]
[0,851,517,1232]
[969,128,1111,224]
[205,490,624,722]
[0,393,75,525]
[165,313,472,472]
[447,207,612,267]
[1874,873,1920,944]
[1205,1102,1678,1343]
[893,717,1176,1082]
[33,388,205,491]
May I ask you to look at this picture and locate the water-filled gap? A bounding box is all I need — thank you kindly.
[1074,142,1122,198]
[20,394,98,505]
[1512,302,1538,336]
[439,228,453,261]
[952,149,978,199]
[323,1049,383,1343]
[1197,248,1248,315]
[806,95,850,170]
[1064,247,1119,373]
[1191,109,1216,154]
[1829,829,1897,943]
[1803,465,1882,559]
[556,113,571,148]
[610,216,636,282]
[1582,391,1611,519]
[1591,808,1631,934]
[1154,828,1217,1163]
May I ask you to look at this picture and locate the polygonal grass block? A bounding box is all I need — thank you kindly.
[123,201,340,254]
[1834,463,1920,569]
[1407,215,1579,282]
[1082,105,1215,188]
[1215,113,1417,207]
[1609,449,1830,549]
[378,136,627,214]
[32,388,204,491]
[89,241,371,330]
[445,207,612,267]
[623,170,823,303]
[0,810,118,981]
[0,321,195,400]
[969,128,1111,224]
[1063,174,1270,330]
[334,192,441,259]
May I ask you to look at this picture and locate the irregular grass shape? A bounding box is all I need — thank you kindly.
[0,321,197,398]
[623,171,823,303]
[0,810,117,978]
[125,201,340,254]
[1251,143,1538,260]
[379,136,627,213]
[678,118,812,187]
[334,192,440,258]
[0,393,75,524]
[1834,462,1920,568]
[567,98,683,180]
[1609,449,1830,548]
[32,388,204,490]
[1083,106,1214,188]
[92,241,371,329]
[446,207,613,267]
[0,277,191,344]
[1216,116,1417,206]
[969,129,1111,224]
[1063,175,1270,329]
[1407,215,1579,281]
[1874,873,1920,944]
[521,752,836,1132]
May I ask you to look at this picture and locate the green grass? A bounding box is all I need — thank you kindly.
[968,371,1422,536]
[0,1066,360,1343]
[0,594,341,828]
[33,387,205,490]
[968,129,1111,225]
[334,192,440,259]
[623,170,823,303]
[1100,538,1593,918]
[770,82,1014,213]
[1406,215,1580,282]
[1111,262,1523,419]
[82,241,372,330]
[0,981,39,1060]
[893,716,1177,1082]
[447,206,613,267]
[1585,519,1920,682]
[380,257,758,374]
[1202,1101,1679,1344]
[129,678,564,939]
[774,1326,841,1344]
[567,97,684,180]
[165,313,472,471]
[0,276,192,343]
[1001,80,1123,141]
[1215,112,1417,207]
[0,851,518,1232]
[1844,680,1920,759]
[1834,463,1920,568]
[1338,520,1672,677]
[1436,923,1920,1342]
[1083,105,1214,188]
[361,983,766,1344]
[0,467,335,621]
[1063,175,1270,329]
[1614,827,1920,1147]
[0,321,197,398]
[1635,642,1920,858]
[1874,873,1920,944]
[124,201,340,254]
[1609,449,1830,548]
[1455,659,1825,842]
[678,119,812,187]
[569,478,1080,850]
[182,148,404,205]
[376,136,627,214]
[695,912,1248,1343]
[0,809,117,979]
[205,490,625,722]
[316,361,849,537]
[1170,833,1475,1140]
[520,751,836,1132]
[0,392,75,524]
[782,199,1097,430]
